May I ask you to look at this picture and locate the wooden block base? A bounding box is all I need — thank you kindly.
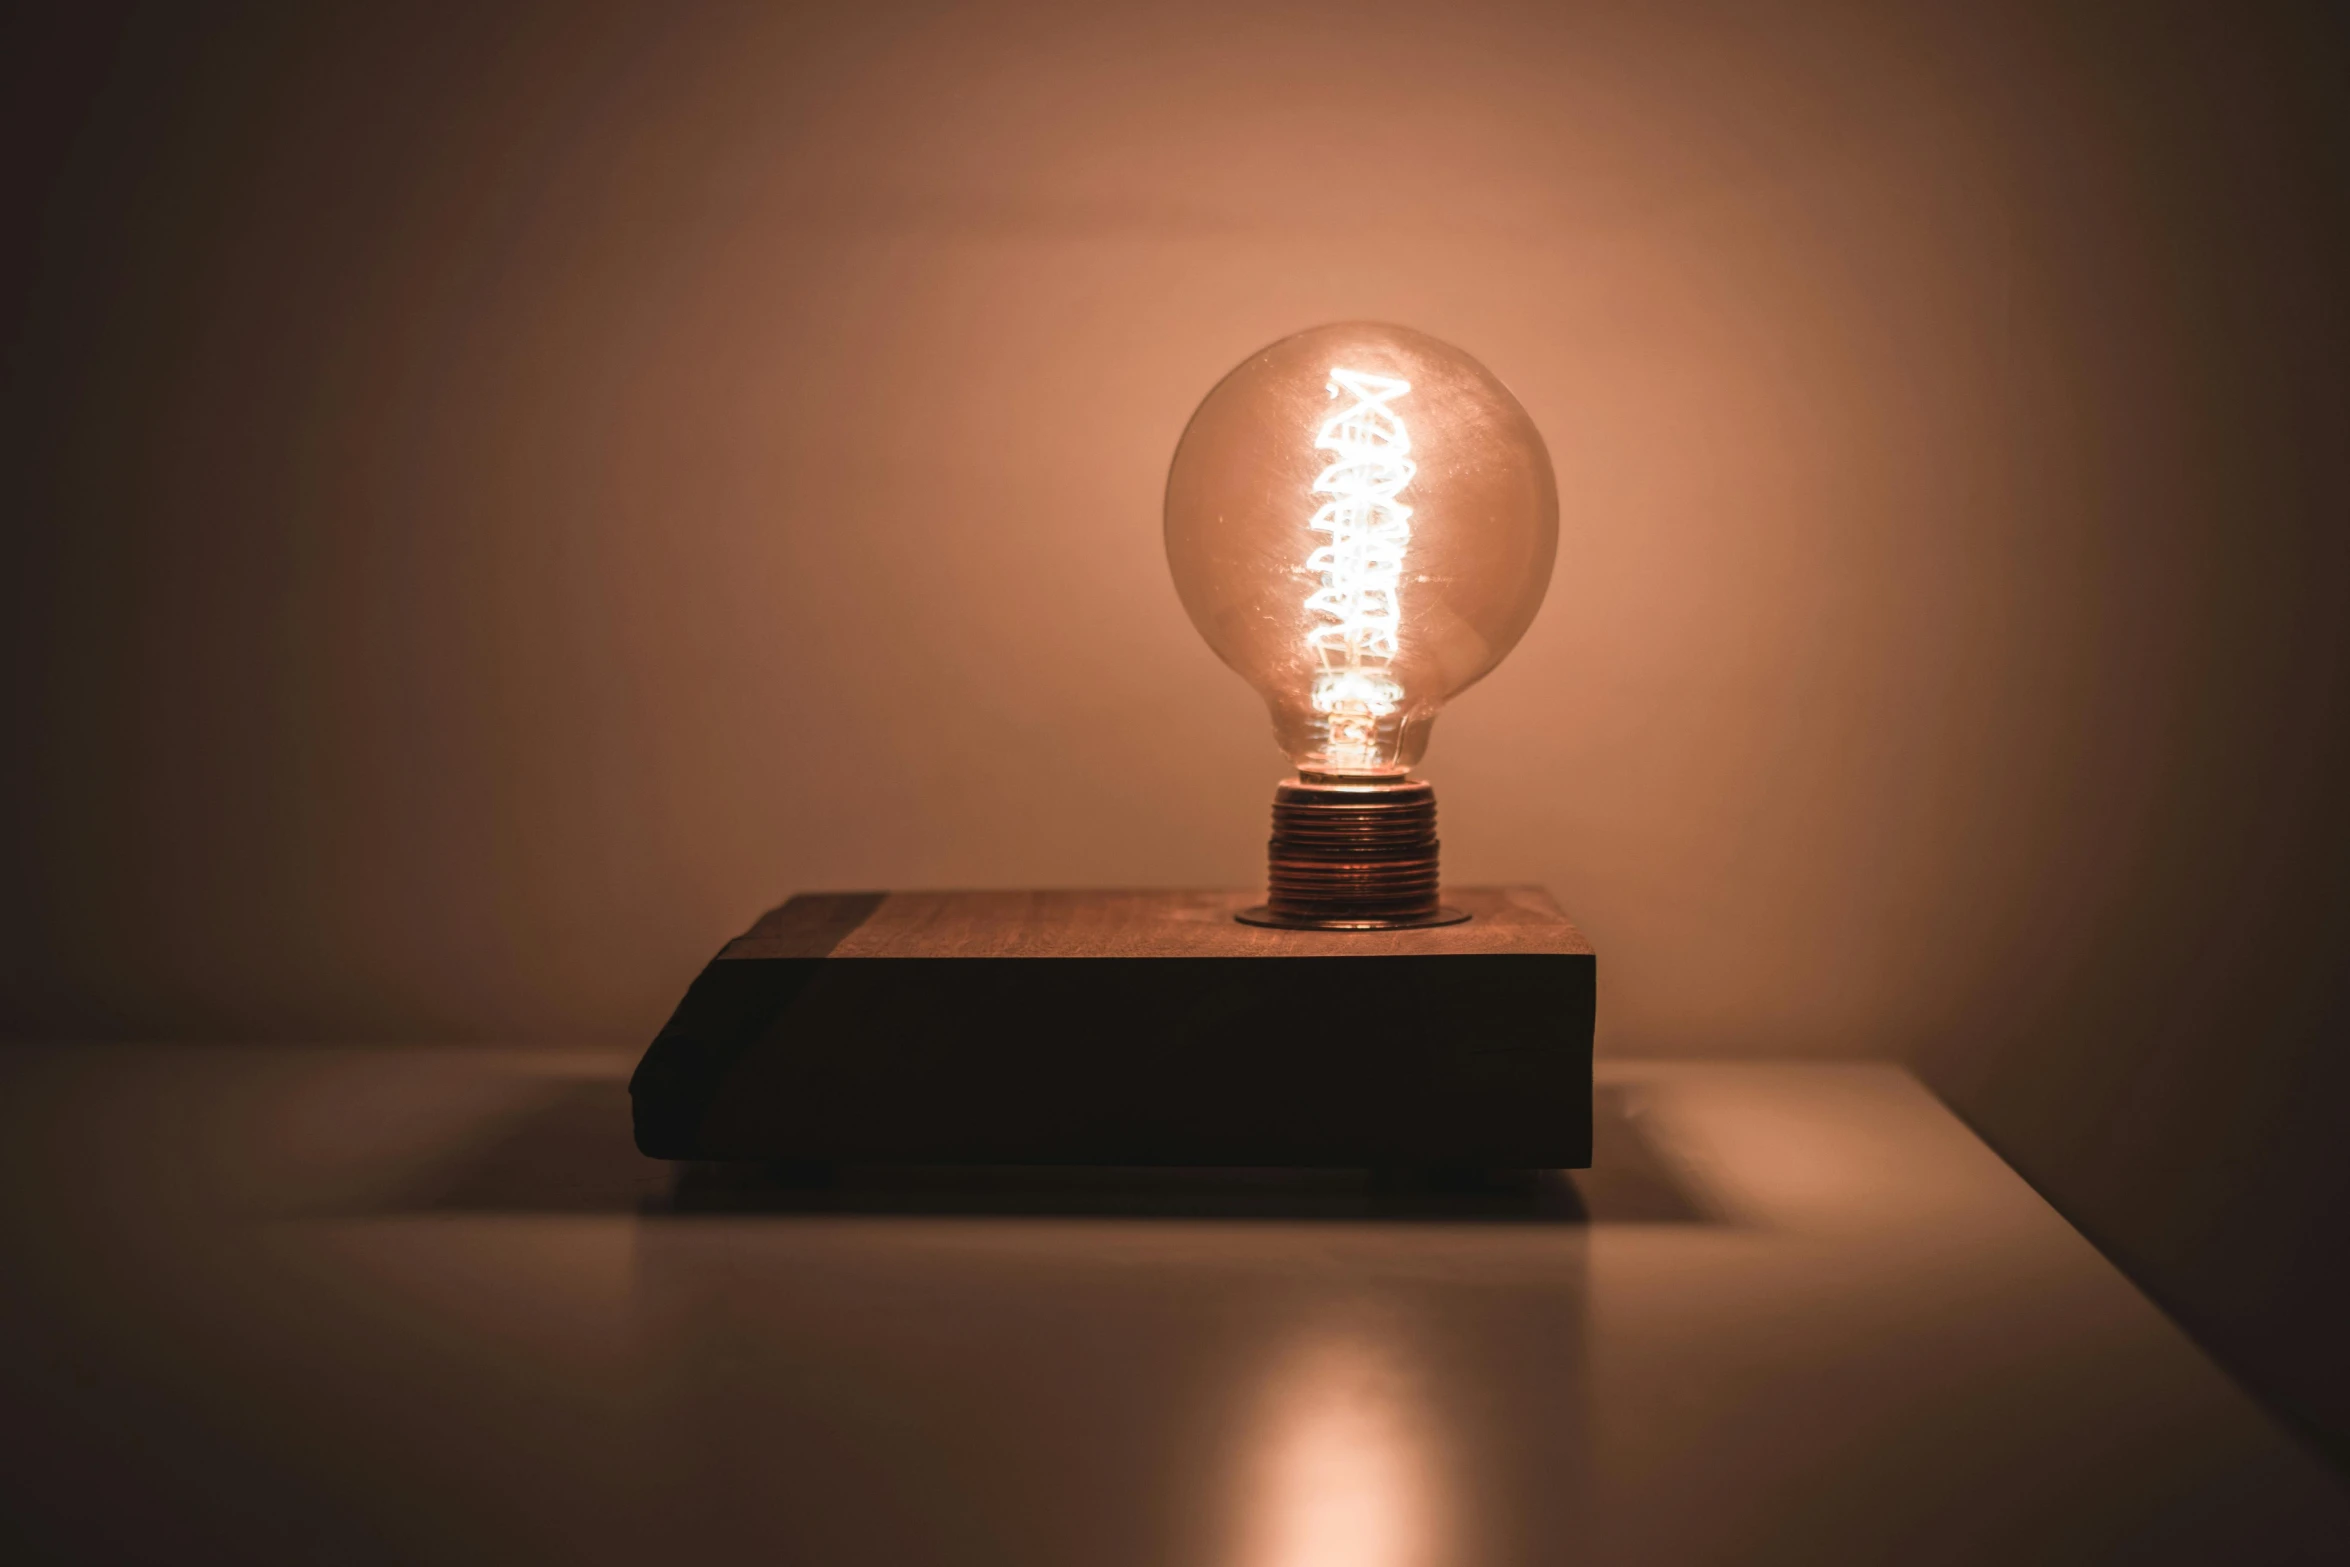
[630,887,1594,1168]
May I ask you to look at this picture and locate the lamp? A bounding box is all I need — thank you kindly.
[631,323,1591,1172]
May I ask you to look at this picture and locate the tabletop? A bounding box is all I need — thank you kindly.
[2,1045,2344,1565]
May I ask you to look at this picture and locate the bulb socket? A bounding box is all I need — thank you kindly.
[1236,778,1471,930]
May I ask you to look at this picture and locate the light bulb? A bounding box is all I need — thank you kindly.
[1165,322,1557,928]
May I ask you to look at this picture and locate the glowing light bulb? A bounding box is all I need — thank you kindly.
[1165,323,1557,928]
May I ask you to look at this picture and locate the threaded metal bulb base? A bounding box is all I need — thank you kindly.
[1235,778,1471,930]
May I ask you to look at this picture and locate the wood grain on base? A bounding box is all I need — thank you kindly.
[721,885,1591,962]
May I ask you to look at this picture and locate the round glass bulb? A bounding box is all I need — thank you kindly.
[1165,322,1558,779]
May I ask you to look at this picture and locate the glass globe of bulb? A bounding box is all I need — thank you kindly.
[1165,322,1557,781]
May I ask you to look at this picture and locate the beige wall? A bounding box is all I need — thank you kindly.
[0,0,2166,1052]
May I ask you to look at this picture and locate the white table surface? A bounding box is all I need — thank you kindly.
[2,1046,2344,1565]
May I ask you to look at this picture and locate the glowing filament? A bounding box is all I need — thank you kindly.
[1305,367,1415,769]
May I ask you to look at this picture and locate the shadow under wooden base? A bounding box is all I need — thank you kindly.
[391,1080,1714,1225]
